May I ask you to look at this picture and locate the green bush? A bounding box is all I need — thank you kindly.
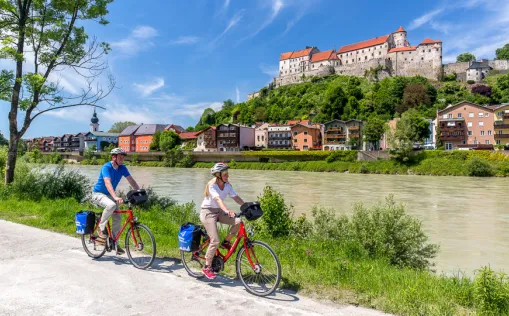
[325,150,358,163]
[4,163,90,201]
[0,145,7,178]
[468,158,493,177]
[257,185,293,238]
[473,266,509,315]
[467,80,475,84]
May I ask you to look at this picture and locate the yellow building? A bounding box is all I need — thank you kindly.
[494,105,509,146]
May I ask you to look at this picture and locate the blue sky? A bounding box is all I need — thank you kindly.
[1,0,508,138]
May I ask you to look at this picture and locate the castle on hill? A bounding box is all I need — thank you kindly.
[270,26,509,89]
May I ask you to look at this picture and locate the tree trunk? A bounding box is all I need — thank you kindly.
[5,134,18,184]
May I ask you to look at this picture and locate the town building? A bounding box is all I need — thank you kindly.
[134,124,168,152]
[290,122,322,151]
[84,132,119,151]
[216,124,255,152]
[268,125,292,149]
[179,131,199,149]
[255,123,269,148]
[119,125,141,153]
[493,104,509,146]
[194,126,217,152]
[165,124,186,134]
[466,60,492,82]
[437,101,494,150]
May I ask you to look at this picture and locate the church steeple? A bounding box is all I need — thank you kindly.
[90,108,100,132]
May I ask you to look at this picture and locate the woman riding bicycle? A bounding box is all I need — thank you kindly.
[200,162,245,279]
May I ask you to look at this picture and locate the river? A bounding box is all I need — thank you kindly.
[66,164,509,276]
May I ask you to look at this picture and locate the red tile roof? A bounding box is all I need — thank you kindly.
[420,38,438,45]
[291,47,315,58]
[280,52,293,61]
[195,126,216,136]
[394,26,406,33]
[311,50,335,62]
[179,132,199,140]
[388,46,417,53]
[337,35,389,54]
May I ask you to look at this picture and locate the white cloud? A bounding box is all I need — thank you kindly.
[111,25,158,55]
[408,8,444,30]
[209,10,245,48]
[236,87,240,103]
[241,0,285,41]
[173,102,223,118]
[170,36,200,45]
[260,64,279,78]
[132,26,158,39]
[133,77,165,97]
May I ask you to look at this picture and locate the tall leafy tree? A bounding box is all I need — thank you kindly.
[363,114,386,148]
[159,130,181,152]
[394,109,430,145]
[397,84,431,114]
[323,84,347,120]
[456,53,476,62]
[149,130,161,151]
[0,131,8,146]
[1,0,114,184]
[108,121,136,133]
[495,44,509,60]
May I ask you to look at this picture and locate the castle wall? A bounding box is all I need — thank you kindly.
[337,42,390,66]
[335,58,390,77]
[489,60,509,71]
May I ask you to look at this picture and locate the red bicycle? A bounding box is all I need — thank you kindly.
[81,190,156,269]
[180,203,282,296]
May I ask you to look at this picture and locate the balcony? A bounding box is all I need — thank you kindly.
[348,126,360,131]
[504,113,509,119]
[440,135,466,141]
[325,140,346,145]
[495,134,509,139]
[269,135,291,140]
[326,127,344,132]
[494,124,509,129]
[325,133,346,138]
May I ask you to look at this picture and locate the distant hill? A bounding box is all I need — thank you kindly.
[195,73,509,130]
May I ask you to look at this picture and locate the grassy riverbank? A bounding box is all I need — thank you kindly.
[1,165,508,315]
[194,150,509,177]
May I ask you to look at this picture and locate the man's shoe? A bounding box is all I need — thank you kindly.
[96,229,107,244]
[116,245,125,255]
[221,240,232,251]
[202,266,216,280]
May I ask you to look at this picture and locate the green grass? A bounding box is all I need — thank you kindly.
[2,196,504,315]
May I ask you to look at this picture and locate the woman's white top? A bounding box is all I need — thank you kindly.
[201,183,237,209]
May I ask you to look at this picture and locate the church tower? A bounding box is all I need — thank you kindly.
[393,26,408,48]
[90,108,99,133]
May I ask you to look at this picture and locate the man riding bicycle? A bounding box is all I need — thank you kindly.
[91,147,140,255]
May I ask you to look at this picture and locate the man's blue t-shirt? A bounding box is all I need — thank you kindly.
[93,162,131,195]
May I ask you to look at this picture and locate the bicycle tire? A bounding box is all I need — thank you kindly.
[236,240,281,297]
[125,223,156,269]
[180,250,206,278]
[81,232,106,258]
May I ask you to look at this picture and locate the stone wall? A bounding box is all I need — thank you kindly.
[443,62,470,75]
[489,60,509,71]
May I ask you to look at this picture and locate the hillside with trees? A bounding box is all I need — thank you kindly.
[194,73,509,131]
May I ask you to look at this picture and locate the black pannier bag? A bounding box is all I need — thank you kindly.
[240,202,263,221]
[126,189,148,206]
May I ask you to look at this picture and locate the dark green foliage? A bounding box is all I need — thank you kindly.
[150,130,162,151]
[160,130,181,152]
[0,132,7,146]
[456,53,476,62]
[495,44,509,60]
[108,121,136,133]
[257,186,293,238]
[467,158,493,177]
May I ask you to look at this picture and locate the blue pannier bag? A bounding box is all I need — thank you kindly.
[179,223,202,252]
[75,211,95,235]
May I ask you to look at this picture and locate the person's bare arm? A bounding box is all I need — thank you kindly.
[232,195,245,206]
[214,197,235,218]
[126,176,140,190]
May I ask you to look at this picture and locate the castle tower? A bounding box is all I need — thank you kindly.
[90,108,99,133]
[393,26,408,48]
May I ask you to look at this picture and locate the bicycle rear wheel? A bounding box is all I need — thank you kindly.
[236,240,281,297]
[125,223,156,269]
[81,229,106,259]
[180,240,208,278]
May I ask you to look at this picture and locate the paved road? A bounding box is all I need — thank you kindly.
[0,220,387,316]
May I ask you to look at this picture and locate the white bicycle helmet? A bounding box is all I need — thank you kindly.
[110,147,127,156]
[210,162,229,176]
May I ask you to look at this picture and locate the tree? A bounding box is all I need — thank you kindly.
[0,131,8,146]
[185,126,194,132]
[363,114,387,149]
[149,130,161,151]
[322,84,347,120]
[397,84,431,114]
[108,121,136,133]
[456,53,476,62]
[159,130,181,152]
[341,96,359,120]
[253,107,267,122]
[394,109,430,145]
[1,0,114,184]
[495,44,509,60]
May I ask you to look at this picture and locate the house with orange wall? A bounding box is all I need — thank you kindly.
[119,125,141,153]
[134,124,168,152]
[290,122,322,150]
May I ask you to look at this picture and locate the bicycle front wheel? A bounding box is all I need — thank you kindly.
[236,240,281,297]
[125,223,156,269]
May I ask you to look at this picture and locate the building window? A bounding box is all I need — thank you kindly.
[445,143,452,150]
[468,131,472,136]
[479,112,484,118]
[497,140,501,145]
[479,121,484,126]
[488,130,492,135]
[304,131,308,135]
[468,122,472,127]
[293,139,297,143]
[485,140,490,145]
[458,113,462,118]
[462,140,466,144]
[485,113,489,117]
[469,112,474,118]
[481,131,485,136]
[448,114,452,118]
[442,114,447,119]
[293,132,297,136]
[304,138,308,142]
